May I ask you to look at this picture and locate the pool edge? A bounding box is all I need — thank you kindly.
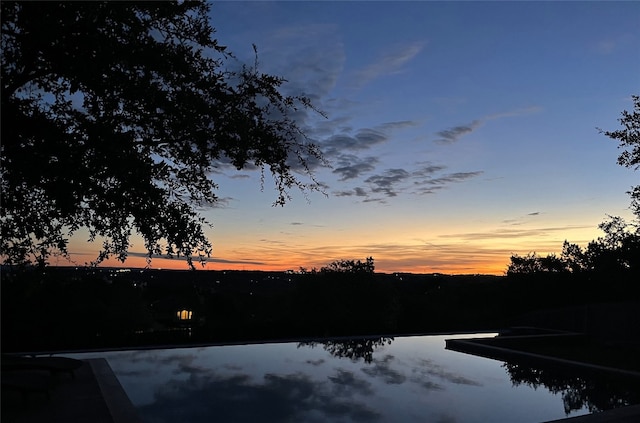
[446,337,640,423]
[89,358,142,423]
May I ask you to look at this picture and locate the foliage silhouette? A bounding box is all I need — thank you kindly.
[507,252,568,275]
[600,95,640,217]
[298,337,394,364]
[1,2,324,268]
[508,216,640,277]
[320,257,375,274]
[504,362,639,415]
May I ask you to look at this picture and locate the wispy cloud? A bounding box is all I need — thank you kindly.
[353,41,425,88]
[334,187,368,197]
[414,171,484,195]
[376,120,422,132]
[321,120,422,157]
[437,225,592,241]
[434,120,482,144]
[433,106,540,144]
[424,171,484,186]
[266,23,345,104]
[485,106,542,120]
[412,163,447,177]
[230,174,251,180]
[365,169,411,197]
[502,211,544,226]
[333,155,379,181]
[335,162,483,201]
[323,129,387,152]
[125,252,266,266]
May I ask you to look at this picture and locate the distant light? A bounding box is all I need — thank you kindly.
[176,309,192,320]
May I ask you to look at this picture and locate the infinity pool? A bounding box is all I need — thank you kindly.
[68,333,638,423]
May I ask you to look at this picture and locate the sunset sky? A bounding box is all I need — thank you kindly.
[68,1,640,275]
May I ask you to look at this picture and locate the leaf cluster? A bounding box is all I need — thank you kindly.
[320,257,375,274]
[507,216,640,276]
[600,94,640,216]
[1,2,324,268]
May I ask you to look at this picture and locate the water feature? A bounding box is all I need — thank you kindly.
[68,333,639,422]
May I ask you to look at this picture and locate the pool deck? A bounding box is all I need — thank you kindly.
[1,358,141,423]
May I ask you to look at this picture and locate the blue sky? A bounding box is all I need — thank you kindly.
[84,1,639,274]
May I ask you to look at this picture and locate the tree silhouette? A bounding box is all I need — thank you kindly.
[506,252,568,275]
[600,95,640,217]
[504,362,639,415]
[508,217,640,276]
[1,2,324,268]
[298,337,393,364]
[585,217,640,273]
[320,257,375,274]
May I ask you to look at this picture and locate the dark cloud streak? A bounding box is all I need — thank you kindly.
[335,163,483,202]
[434,120,482,144]
[364,169,411,197]
[125,252,265,266]
[333,155,379,181]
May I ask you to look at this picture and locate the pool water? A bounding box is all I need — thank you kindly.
[68,333,638,423]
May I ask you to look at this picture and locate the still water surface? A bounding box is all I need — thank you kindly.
[68,333,637,423]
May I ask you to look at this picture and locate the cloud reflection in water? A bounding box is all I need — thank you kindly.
[139,368,381,423]
[71,334,637,423]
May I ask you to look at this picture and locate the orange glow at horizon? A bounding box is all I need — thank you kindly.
[55,218,614,276]
[65,247,517,275]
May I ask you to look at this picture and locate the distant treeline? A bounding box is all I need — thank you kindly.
[2,253,638,352]
[507,216,639,277]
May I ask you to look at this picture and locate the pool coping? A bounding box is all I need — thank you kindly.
[10,330,502,356]
[544,404,640,422]
[88,358,142,423]
[445,337,640,379]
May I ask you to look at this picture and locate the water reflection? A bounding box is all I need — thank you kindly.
[504,362,640,415]
[413,358,482,387]
[131,338,488,422]
[138,369,381,423]
[67,334,640,423]
[298,336,393,363]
